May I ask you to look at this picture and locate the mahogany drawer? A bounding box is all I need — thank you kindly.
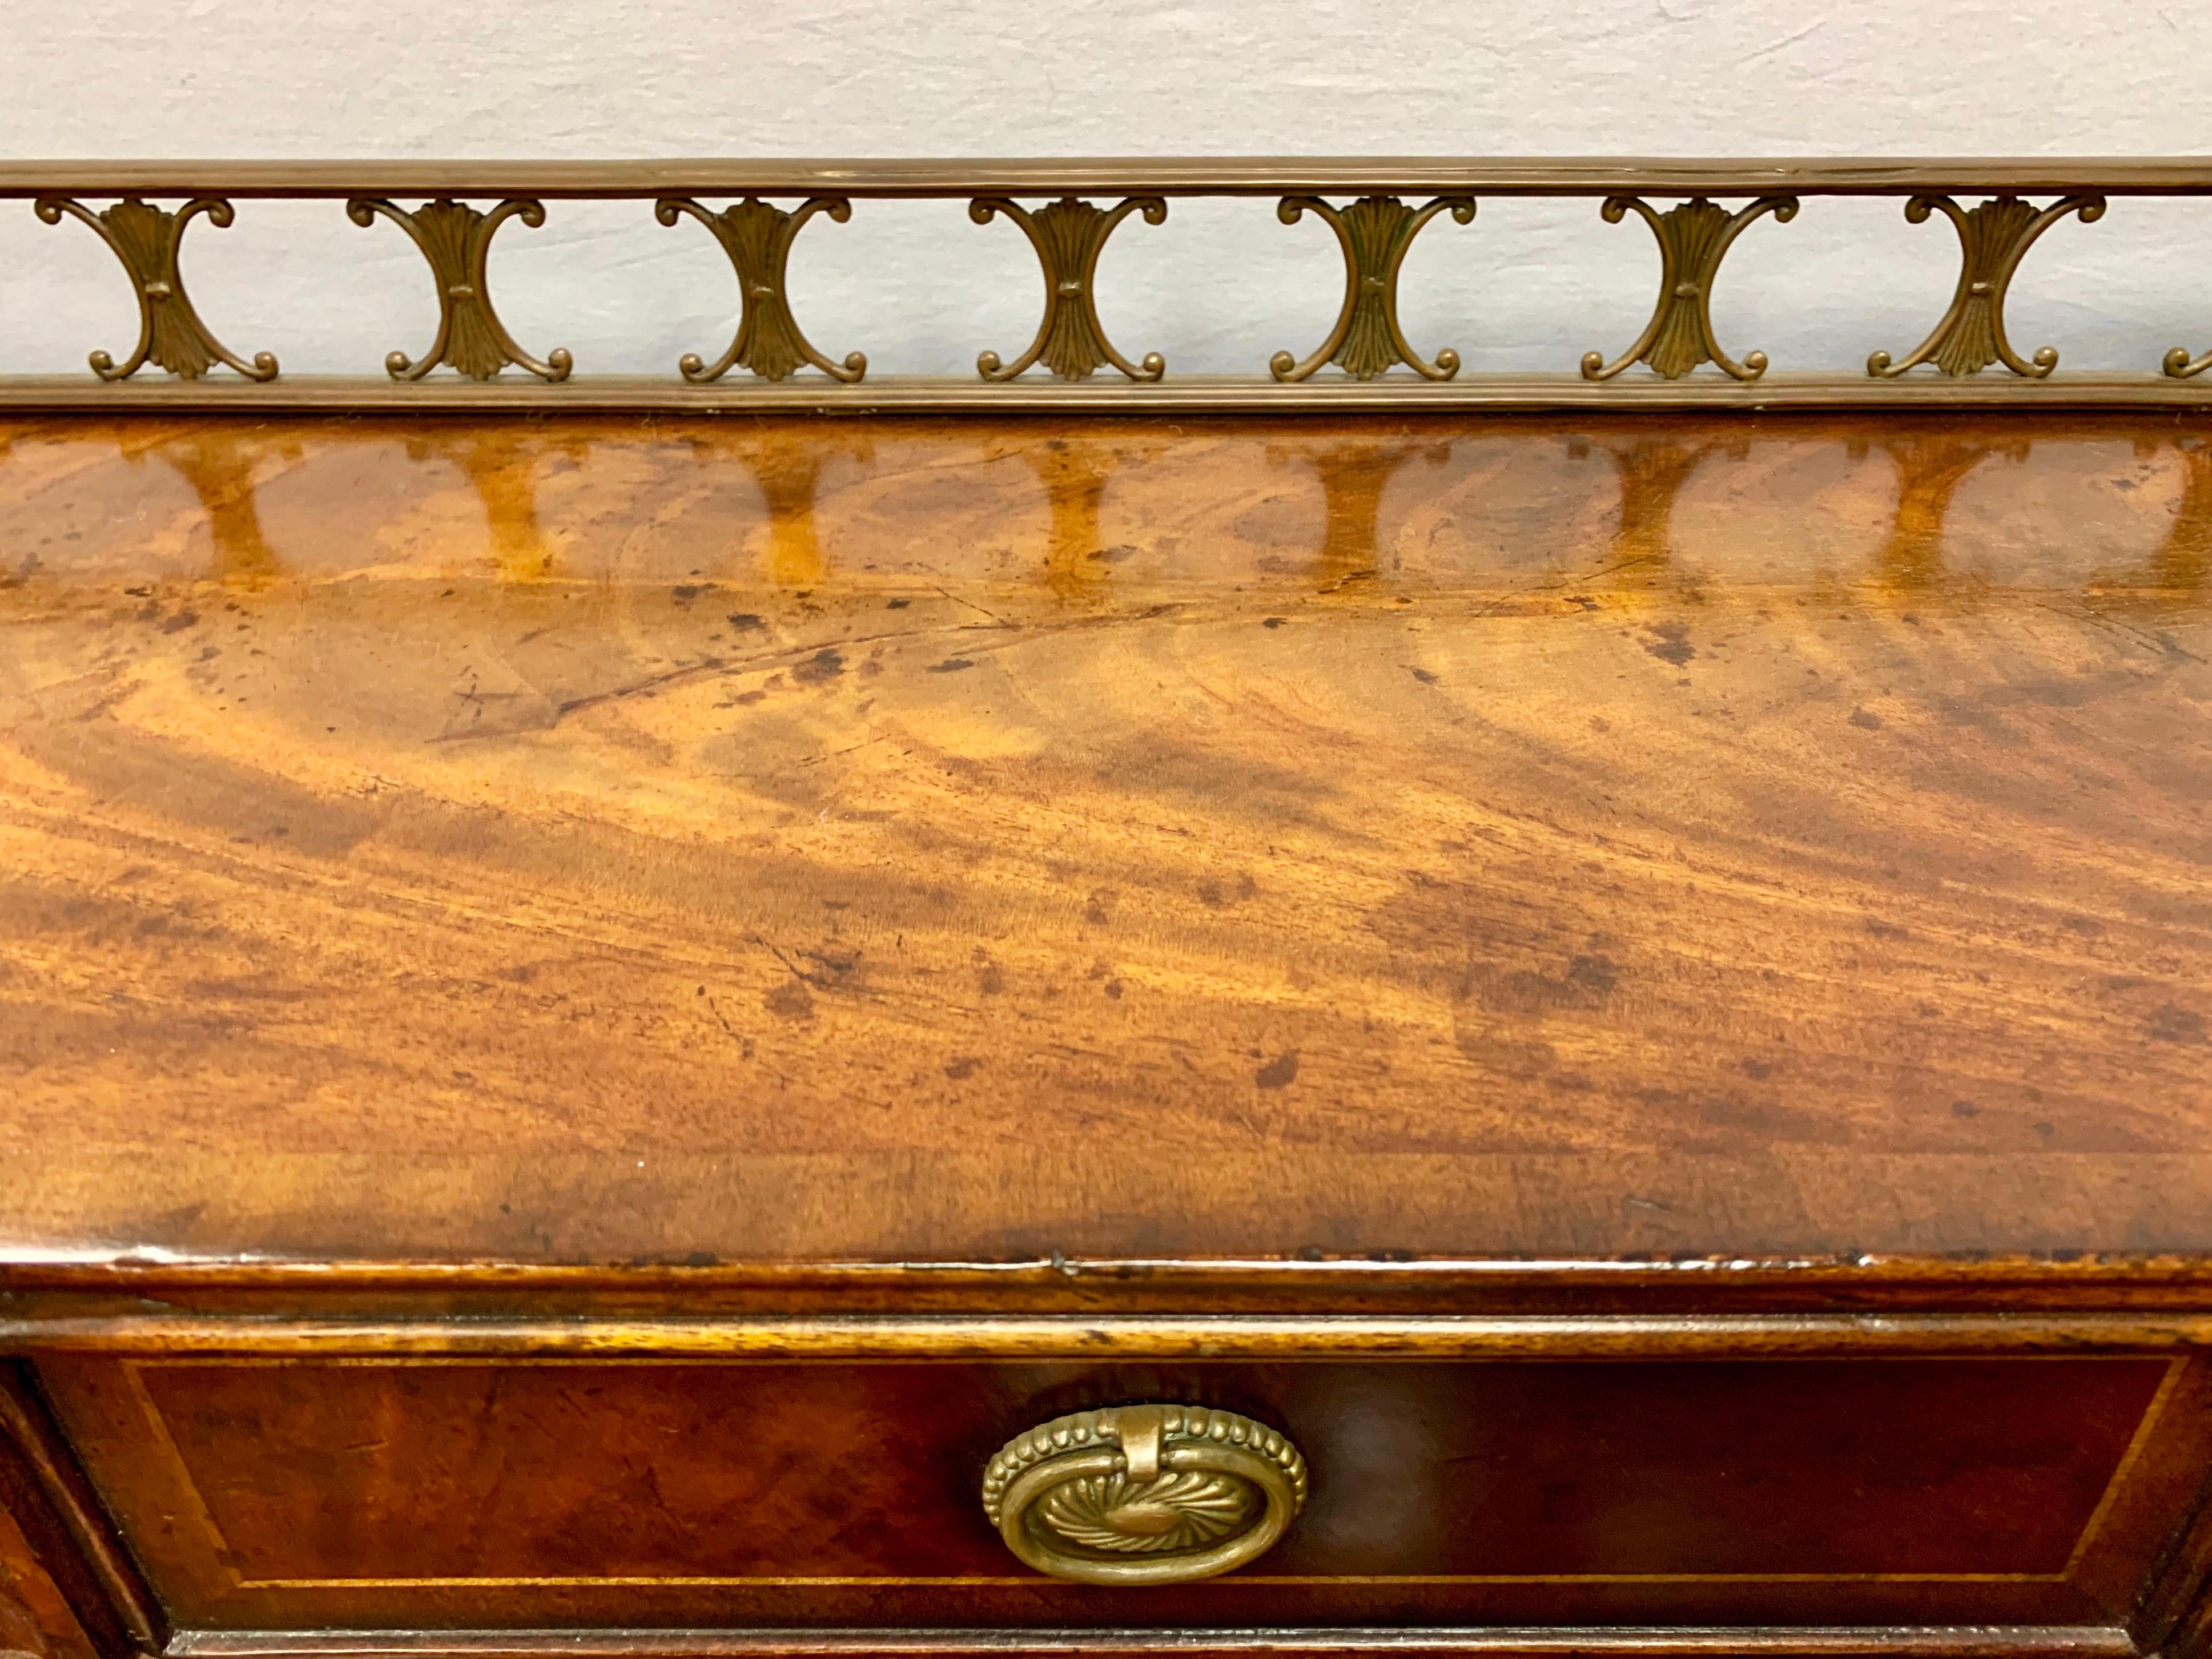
[11,1337,2212,1644]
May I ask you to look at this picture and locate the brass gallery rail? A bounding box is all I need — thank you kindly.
[7,156,2212,412]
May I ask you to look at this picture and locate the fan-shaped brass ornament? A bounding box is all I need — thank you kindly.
[982,1404,1306,1585]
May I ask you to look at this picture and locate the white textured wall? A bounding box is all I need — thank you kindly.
[3,0,2211,378]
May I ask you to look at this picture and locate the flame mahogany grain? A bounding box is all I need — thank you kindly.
[4,409,2212,1659]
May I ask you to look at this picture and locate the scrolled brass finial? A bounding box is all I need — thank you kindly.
[35,195,279,382]
[982,1403,1306,1585]
[349,196,572,382]
[1867,193,2104,379]
[970,196,1168,382]
[1271,194,1475,382]
[1580,195,1796,382]
[2164,343,2212,380]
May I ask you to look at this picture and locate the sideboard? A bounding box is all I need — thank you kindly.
[4,154,2211,1659]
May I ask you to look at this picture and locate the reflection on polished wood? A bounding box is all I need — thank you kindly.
[2142,436,2212,593]
[1866,433,2029,587]
[2,410,2211,1267]
[1575,432,1744,570]
[136,429,295,586]
[1268,438,1452,591]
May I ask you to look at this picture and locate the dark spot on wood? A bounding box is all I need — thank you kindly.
[1696,1093,1840,1142]
[1642,623,1695,666]
[1084,888,1117,925]
[927,658,975,674]
[1740,1058,1772,1081]
[799,944,859,981]
[158,610,200,634]
[1262,617,1287,629]
[671,585,702,602]
[763,980,814,1021]
[791,650,845,684]
[1952,1100,1980,1118]
[1410,666,1440,684]
[885,598,910,609]
[1256,1050,1300,1089]
[1088,545,1138,563]
[1103,979,1124,999]
[726,613,765,630]
[1850,707,1885,730]
[1567,954,1618,994]
[1865,917,1908,939]
[1456,1034,1559,1077]
[943,1056,981,1080]
[2149,1004,2206,1044]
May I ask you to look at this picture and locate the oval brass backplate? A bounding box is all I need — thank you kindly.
[981,1403,1308,1585]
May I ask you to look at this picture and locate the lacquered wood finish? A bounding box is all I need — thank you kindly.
[3,410,2212,1266]
[9,408,2212,1659]
[25,1351,2200,1633]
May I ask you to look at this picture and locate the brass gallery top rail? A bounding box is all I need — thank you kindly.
[3,155,2211,198]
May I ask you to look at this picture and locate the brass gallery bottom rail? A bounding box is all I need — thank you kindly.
[6,372,2212,414]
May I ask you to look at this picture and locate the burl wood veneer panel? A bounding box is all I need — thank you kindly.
[34,1353,2200,1631]
[1,412,2209,1263]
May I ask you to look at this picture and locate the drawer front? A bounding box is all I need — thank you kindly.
[32,1351,2212,1633]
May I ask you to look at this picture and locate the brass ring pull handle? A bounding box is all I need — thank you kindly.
[981,1404,1307,1585]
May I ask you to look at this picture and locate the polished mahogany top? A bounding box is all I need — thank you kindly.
[2,410,2208,1270]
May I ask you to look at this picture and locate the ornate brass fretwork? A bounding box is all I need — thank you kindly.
[983,1404,1307,1586]
[1580,195,1796,381]
[10,158,2212,412]
[1868,194,2105,379]
[655,197,864,383]
[1271,195,1475,382]
[970,196,1167,381]
[347,198,573,382]
[33,196,277,381]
